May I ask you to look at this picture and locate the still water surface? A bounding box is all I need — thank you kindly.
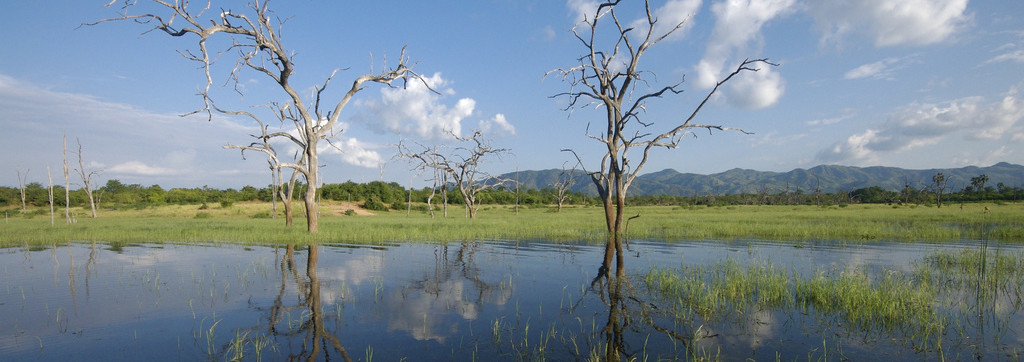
[1,239,1021,360]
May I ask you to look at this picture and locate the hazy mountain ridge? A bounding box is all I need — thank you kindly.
[502,163,1024,196]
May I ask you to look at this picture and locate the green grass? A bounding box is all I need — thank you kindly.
[1,201,1021,247]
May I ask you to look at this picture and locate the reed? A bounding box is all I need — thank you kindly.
[645,258,946,352]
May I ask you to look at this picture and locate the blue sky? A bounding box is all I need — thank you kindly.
[1,0,1022,189]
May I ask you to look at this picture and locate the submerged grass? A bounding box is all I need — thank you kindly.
[644,248,1024,358]
[2,201,1021,246]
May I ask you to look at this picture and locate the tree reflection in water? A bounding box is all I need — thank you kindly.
[264,243,352,362]
[589,238,701,362]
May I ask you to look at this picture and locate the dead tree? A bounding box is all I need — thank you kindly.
[16,169,28,214]
[553,161,578,212]
[398,131,510,219]
[227,116,302,226]
[75,139,102,218]
[47,166,55,226]
[63,135,71,224]
[548,0,775,277]
[90,0,429,233]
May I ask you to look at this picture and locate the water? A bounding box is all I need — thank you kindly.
[0,239,1021,360]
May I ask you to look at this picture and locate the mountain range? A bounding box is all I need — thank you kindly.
[502,162,1024,196]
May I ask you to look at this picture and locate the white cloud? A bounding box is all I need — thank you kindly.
[695,0,795,108]
[806,109,855,126]
[351,73,478,140]
[567,0,600,22]
[629,0,703,42]
[984,50,1024,65]
[724,65,785,109]
[108,161,179,176]
[351,72,512,142]
[0,73,274,188]
[807,0,970,48]
[334,137,384,169]
[844,57,905,80]
[817,87,1024,164]
[478,114,516,137]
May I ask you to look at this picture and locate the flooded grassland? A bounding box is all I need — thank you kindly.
[1,239,1023,361]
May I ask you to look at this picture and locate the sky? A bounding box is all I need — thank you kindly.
[1,0,1022,189]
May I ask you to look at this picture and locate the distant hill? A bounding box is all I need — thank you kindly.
[502,162,1024,196]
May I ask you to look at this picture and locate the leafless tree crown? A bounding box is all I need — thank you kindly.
[89,0,433,232]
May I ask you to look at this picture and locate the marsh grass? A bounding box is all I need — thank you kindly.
[645,248,1024,358]
[645,259,945,353]
[645,259,791,322]
[2,202,1021,247]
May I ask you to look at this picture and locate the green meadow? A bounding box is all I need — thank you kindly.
[2,201,1021,246]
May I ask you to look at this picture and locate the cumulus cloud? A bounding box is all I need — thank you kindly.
[333,137,384,169]
[695,0,794,109]
[478,114,516,137]
[817,87,1024,164]
[351,72,512,141]
[807,0,970,48]
[724,65,785,109]
[351,73,474,140]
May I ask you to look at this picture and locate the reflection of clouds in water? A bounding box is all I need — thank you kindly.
[110,250,162,267]
[690,309,778,354]
[321,254,383,286]
[383,279,475,343]
[317,254,384,305]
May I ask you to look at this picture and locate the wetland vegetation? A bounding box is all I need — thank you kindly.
[2,240,1023,360]
[2,182,1023,360]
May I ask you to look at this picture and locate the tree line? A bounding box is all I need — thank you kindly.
[0,179,595,212]
[4,173,1018,213]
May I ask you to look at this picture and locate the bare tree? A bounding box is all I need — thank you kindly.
[553,161,578,212]
[63,135,71,224]
[549,0,774,276]
[75,139,102,218]
[90,0,428,233]
[398,131,510,219]
[227,117,302,226]
[16,169,28,214]
[47,166,55,226]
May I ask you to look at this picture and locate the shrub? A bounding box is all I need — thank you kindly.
[344,209,356,216]
[194,212,212,219]
[198,203,209,210]
[251,211,271,219]
[220,200,234,208]
[362,196,388,212]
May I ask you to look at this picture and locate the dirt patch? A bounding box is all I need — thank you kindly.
[324,201,375,216]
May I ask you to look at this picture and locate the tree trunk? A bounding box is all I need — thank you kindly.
[17,170,28,214]
[304,146,320,233]
[63,135,71,224]
[280,168,299,227]
[47,166,54,226]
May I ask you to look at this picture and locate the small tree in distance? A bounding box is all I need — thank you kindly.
[398,130,510,219]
